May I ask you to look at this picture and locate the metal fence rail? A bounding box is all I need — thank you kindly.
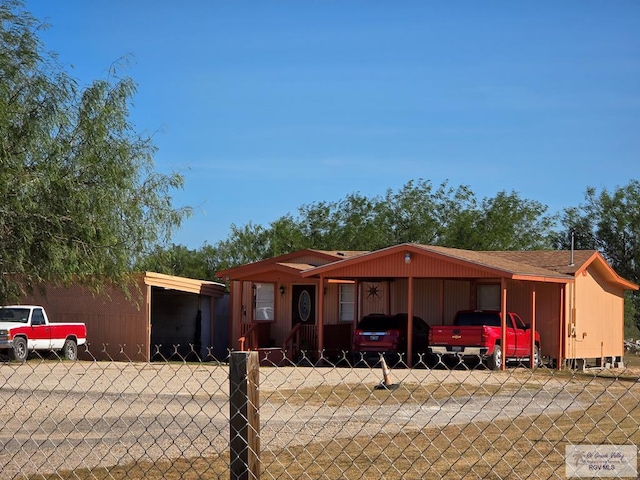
[1,347,638,479]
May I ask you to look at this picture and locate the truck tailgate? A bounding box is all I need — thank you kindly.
[430,326,485,347]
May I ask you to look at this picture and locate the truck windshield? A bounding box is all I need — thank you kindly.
[0,308,30,323]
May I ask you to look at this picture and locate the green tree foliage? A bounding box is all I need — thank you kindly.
[465,191,556,250]
[135,244,215,280]
[137,179,557,281]
[282,179,556,253]
[0,1,189,303]
[375,180,454,246]
[556,180,640,336]
[214,222,271,267]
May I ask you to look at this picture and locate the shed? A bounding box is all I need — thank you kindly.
[217,243,637,369]
[20,272,226,362]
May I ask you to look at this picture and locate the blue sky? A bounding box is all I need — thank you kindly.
[26,1,640,250]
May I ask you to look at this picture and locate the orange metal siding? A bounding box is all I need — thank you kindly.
[322,283,340,325]
[322,251,502,279]
[387,279,471,327]
[443,280,472,325]
[569,269,625,360]
[230,281,244,349]
[273,283,292,346]
[389,280,407,317]
[531,283,561,361]
[411,280,441,325]
[361,281,388,316]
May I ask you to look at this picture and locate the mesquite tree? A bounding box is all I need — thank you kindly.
[0,1,190,303]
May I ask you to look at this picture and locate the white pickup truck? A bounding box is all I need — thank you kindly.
[0,305,87,362]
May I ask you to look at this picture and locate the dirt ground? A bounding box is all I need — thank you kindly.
[0,359,638,479]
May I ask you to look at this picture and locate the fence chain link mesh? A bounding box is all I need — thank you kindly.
[1,346,639,479]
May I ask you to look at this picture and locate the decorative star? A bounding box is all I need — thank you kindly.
[367,283,380,299]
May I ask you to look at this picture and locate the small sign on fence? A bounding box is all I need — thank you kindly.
[565,445,637,478]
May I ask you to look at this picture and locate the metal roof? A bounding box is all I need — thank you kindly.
[215,243,638,290]
[144,272,226,297]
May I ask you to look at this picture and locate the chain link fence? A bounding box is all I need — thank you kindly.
[1,346,639,479]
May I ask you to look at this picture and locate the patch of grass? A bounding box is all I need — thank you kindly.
[624,353,640,368]
[262,382,515,407]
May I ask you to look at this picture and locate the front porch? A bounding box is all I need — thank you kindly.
[238,321,352,365]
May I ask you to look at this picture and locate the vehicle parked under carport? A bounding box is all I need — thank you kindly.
[352,313,430,367]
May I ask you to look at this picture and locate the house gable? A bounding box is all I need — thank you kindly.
[216,249,367,281]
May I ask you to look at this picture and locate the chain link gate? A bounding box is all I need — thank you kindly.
[1,347,639,479]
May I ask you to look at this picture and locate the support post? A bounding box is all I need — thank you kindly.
[230,351,260,480]
[530,284,537,368]
[407,275,414,367]
[318,276,325,359]
[558,285,565,371]
[500,278,507,371]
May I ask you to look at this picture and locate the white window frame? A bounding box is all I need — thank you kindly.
[339,283,355,322]
[254,283,274,321]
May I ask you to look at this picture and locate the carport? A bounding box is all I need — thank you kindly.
[301,244,575,369]
[21,272,226,361]
[146,272,227,361]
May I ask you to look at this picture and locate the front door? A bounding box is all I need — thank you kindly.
[291,285,316,327]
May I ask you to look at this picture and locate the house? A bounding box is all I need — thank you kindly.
[21,272,227,361]
[217,243,638,369]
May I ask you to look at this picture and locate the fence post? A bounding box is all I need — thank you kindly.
[230,351,260,480]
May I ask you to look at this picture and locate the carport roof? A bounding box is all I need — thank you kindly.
[144,272,226,297]
[301,243,638,289]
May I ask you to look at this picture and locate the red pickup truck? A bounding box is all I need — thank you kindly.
[428,310,540,369]
[0,305,87,362]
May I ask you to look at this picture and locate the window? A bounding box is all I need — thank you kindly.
[31,308,45,325]
[254,283,274,321]
[339,284,355,322]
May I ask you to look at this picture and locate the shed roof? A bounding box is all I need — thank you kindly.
[144,272,226,297]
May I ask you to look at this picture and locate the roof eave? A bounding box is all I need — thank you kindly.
[574,252,639,290]
[511,274,574,284]
[144,271,225,296]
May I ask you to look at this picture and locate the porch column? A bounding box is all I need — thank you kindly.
[318,275,325,359]
[558,284,565,371]
[232,281,241,351]
[439,279,445,325]
[530,284,537,368]
[209,295,216,360]
[353,279,360,331]
[500,278,507,371]
[145,283,152,362]
[407,275,414,367]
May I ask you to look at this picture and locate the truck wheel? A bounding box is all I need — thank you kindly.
[487,344,502,370]
[11,337,28,362]
[533,345,541,368]
[62,339,78,361]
